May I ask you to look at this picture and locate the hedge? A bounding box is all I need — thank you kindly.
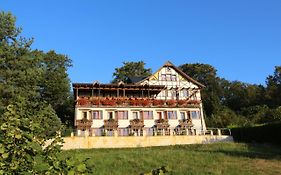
[231,122,281,145]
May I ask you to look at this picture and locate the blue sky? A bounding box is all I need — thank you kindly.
[1,1,281,85]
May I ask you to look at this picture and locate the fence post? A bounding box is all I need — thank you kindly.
[114,130,118,137]
[170,128,173,136]
[85,130,89,137]
[217,129,221,136]
[143,129,147,137]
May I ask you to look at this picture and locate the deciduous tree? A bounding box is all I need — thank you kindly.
[112,61,152,83]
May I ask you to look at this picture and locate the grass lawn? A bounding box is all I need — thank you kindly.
[62,142,281,175]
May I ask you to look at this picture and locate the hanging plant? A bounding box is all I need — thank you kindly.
[187,99,200,104]
[129,99,139,106]
[101,98,116,106]
[166,100,177,106]
[90,98,100,105]
[177,100,187,106]
[141,99,150,106]
[116,98,125,105]
[152,99,165,106]
[77,97,89,105]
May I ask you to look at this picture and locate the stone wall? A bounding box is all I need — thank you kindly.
[62,135,233,150]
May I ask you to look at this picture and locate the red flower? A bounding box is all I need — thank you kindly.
[77,97,89,105]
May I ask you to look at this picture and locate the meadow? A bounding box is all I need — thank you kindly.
[62,142,281,175]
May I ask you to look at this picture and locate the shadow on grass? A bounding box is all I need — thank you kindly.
[194,143,281,161]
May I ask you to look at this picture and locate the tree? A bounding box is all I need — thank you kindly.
[112,61,152,83]
[178,63,223,117]
[39,50,73,126]
[222,81,265,111]
[0,11,90,174]
[265,66,281,107]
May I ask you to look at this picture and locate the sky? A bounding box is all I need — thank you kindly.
[1,0,281,85]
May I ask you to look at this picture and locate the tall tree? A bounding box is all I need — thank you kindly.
[265,66,281,107]
[112,61,152,83]
[0,11,90,174]
[40,50,73,125]
[222,81,265,111]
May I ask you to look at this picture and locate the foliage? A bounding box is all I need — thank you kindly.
[179,62,281,127]
[39,50,73,126]
[179,63,223,117]
[265,66,281,107]
[231,122,281,145]
[0,101,92,174]
[0,11,88,174]
[112,61,152,83]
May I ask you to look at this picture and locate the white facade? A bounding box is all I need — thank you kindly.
[73,61,206,136]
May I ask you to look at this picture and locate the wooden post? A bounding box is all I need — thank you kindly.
[114,130,118,137]
[143,129,147,137]
[170,128,173,136]
[217,129,221,136]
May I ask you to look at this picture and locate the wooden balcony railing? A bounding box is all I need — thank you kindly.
[76,118,92,129]
[129,119,145,129]
[154,119,170,129]
[178,119,193,129]
[104,119,118,130]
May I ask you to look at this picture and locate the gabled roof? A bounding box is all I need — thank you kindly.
[136,61,205,88]
[128,76,147,84]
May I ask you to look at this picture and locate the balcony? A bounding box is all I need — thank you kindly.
[76,118,92,129]
[129,119,145,129]
[154,119,170,129]
[76,97,201,108]
[104,119,118,130]
[178,119,193,129]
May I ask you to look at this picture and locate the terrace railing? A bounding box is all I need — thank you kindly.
[76,97,201,108]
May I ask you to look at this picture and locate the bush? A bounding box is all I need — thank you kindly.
[231,122,281,145]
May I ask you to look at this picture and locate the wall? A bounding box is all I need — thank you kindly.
[62,135,233,150]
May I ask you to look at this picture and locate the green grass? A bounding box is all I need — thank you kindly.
[61,143,281,175]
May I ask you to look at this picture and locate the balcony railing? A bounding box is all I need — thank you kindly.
[178,119,193,129]
[76,118,92,129]
[129,119,145,129]
[154,119,170,129]
[104,119,118,130]
[76,97,201,108]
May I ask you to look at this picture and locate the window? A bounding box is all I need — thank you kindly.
[171,75,177,81]
[82,111,87,119]
[182,89,189,97]
[117,111,128,120]
[171,90,176,99]
[161,74,166,81]
[191,111,200,120]
[180,112,186,120]
[108,112,113,119]
[166,74,171,81]
[92,111,103,119]
[143,111,153,120]
[157,112,162,119]
[167,111,177,119]
[132,112,139,119]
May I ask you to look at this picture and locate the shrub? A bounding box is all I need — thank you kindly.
[231,122,281,145]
